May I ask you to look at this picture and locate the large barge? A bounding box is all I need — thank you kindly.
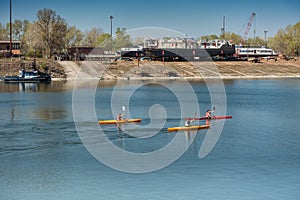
[121,39,236,61]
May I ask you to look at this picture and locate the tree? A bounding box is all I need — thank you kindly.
[113,27,132,50]
[83,28,103,46]
[66,26,83,47]
[132,37,145,46]
[33,8,68,58]
[97,33,112,50]
[199,34,219,41]
[269,21,300,56]
[246,37,266,46]
[20,20,33,55]
[0,23,8,40]
[12,19,23,40]
[97,33,111,45]
[220,32,243,45]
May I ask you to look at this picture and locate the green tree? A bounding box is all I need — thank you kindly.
[113,27,132,50]
[221,32,243,45]
[20,20,33,55]
[84,28,103,46]
[97,33,112,50]
[66,26,83,47]
[246,37,266,46]
[97,33,111,45]
[199,34,218,41]
[269,21,300,56]
[33,8,68,58]
[0,23,8,40]
[12,19,23,40]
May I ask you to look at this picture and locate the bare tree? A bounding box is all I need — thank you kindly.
[33,8,67,58]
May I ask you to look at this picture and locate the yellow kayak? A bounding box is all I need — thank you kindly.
[167,125,210,132]
[98,118,142,125]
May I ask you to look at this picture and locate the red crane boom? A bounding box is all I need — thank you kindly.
[243,12,256,41]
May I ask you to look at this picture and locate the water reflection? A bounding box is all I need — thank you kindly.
[184,130,198,144]
[18,83,38,92]
[10,108,15,121]
[0,82,52,92]
[34,108,67,120]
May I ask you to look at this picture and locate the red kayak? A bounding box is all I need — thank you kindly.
[184,116,232,120]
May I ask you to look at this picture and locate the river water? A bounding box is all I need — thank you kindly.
[0,79,299,200]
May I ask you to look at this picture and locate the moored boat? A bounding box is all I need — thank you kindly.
[4,69,51,83]
[235,45,278,58]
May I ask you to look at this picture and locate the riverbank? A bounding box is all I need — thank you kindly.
[1,58,300,81]
[58,58,300,81]
[0,58,67,81]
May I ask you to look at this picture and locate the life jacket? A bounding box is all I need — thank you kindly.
[185,120,191,127]
[206,111,211,118]
[117,115,122,121]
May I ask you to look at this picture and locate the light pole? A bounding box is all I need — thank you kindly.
[110,16,113,37]
[33,49,36,70]
[9,0,12,58]
[264,30,268,47]
[110,16,113,52]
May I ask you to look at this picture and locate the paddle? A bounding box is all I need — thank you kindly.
[192,112,197,124]
[211,106,215,117]
[116,106,126,131]
[193,112,196,121]
[122,106,127,129]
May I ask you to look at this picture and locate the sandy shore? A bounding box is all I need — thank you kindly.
[57,59,300,81]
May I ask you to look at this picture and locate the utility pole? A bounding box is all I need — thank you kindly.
[9,0,12,57]
[264,30,268,47]
[110,16,113,52]
[110,16,113,37]
[221,16,225,38]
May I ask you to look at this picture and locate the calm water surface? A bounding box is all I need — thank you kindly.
[0,79,299,200]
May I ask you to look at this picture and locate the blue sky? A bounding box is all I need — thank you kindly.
[1,0,299,39]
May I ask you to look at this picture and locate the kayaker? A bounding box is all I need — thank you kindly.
[116,112,125,130]
[116,112,125,121]
[185,118,194,127]
[206,110,212,119]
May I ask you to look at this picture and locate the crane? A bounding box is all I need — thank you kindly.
[241,12,256,43]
